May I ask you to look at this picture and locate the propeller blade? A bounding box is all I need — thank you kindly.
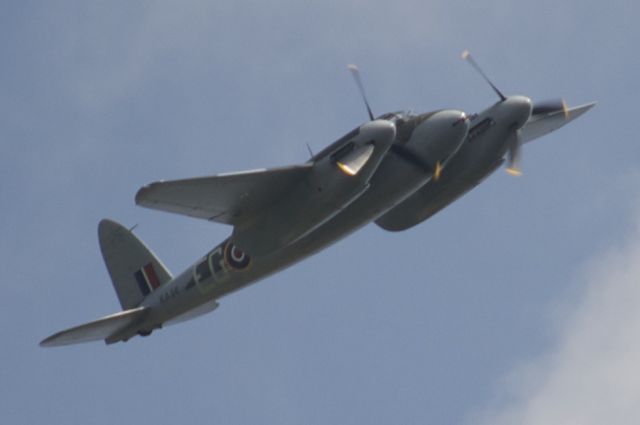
[434,161,442,181]
[462,50,506,101]
[532,98,569,118]
[348,64,375,121]
[336,143,375,176]
[505,129,523,176]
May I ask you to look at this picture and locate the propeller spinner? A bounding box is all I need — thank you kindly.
[462,50,569,176]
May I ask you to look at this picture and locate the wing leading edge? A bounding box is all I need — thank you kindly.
[135,164,313,225]
[376,101,595,232]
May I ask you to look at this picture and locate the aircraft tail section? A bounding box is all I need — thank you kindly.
[40,307,148,347]
[98,219,173,309]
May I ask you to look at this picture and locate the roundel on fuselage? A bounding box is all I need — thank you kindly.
[224,241,251,270]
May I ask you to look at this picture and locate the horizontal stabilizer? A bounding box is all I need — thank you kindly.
[164,299,219,327]
[136,164,313,225]
[40,307,147,347]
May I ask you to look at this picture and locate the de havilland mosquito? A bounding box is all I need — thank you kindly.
[41,52,595,346]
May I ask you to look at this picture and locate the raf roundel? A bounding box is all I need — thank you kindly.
[224,241,251,270]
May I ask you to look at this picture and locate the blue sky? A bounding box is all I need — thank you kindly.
[2,1,640,424]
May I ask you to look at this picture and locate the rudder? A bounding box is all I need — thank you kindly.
[98,219,172,309]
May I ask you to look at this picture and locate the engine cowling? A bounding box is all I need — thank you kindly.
[232,119,396,256]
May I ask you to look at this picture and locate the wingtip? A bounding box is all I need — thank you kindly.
[576,100,597,110]
[39,333,61,348]
[134,186,147,206]
[135,184,156,206]
[566,101,597,121]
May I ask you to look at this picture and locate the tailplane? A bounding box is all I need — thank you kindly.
[98,219,173,309]
[40,219,172,347]
[40,307,148,347]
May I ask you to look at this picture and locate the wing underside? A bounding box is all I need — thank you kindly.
[376,102,595,232]
[135,164,313,225]
[521,102,596,144]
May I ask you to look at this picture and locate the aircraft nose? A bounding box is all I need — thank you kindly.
[502,95,532,129]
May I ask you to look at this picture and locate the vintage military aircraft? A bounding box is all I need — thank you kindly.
[41,52,595,346]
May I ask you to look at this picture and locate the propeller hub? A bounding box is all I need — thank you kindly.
[359,119,397,143]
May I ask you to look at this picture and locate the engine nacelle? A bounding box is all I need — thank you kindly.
[233,119,396,256]
[397,109,469,169]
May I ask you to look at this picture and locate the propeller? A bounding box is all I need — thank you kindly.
[347,64,443,180]
[462,50,546,176]
[505,130,523,176]
[462,50,522,175]
[348,64,375,121]
[503,98,568,176]
[462,50,506,102]
[336,143,375,176]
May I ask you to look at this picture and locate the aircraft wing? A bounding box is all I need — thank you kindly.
[521,102,596,144]
[135,164,313,225]
[376,102,596,232]
[40,307,147,347]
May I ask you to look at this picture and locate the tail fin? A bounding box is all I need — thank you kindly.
[98,219,172,309]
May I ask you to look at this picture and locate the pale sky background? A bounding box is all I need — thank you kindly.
[2,1,640,424]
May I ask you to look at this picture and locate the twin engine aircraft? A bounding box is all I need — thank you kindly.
[41,53,595,346]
